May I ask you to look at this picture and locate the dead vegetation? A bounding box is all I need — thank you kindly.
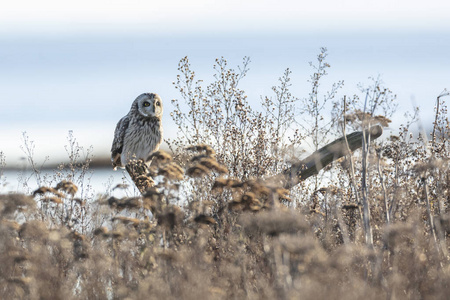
[1,51,450,299]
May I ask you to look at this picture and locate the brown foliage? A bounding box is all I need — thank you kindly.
[1,54,450,299]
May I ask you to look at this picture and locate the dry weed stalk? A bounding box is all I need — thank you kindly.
[1,52,450,299]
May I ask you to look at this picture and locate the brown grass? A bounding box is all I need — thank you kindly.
[1,52,450,299]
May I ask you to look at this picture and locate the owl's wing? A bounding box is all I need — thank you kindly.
[111,115,130,170]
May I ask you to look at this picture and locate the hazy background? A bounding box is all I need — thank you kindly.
[1,0,449,170]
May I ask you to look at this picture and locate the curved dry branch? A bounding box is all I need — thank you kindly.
[267,125,383,189]
[126,125,383,193]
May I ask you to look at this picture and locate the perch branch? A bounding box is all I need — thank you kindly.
[126,159,155,194]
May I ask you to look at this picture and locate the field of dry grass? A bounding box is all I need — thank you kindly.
[1,51,449,299]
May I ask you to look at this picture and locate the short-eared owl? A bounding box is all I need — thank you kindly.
[111,93,163,170]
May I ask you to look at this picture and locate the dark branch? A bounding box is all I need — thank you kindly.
[267,125,383,189]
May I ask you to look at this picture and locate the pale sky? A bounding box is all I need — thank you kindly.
[2,0,450,35]
[1,0,449,173]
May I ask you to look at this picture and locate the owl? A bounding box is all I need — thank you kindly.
[111,93,163,170]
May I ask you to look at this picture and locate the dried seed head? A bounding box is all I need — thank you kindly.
[239,210,309,236]
[212,177,242,191]
[197,157,228,174]
[42,197,63,204]
[241,192,256,203]
[69,230,86,241]
[383,223,414,250]
[19,220,49,240]
[8,277,33,287]
[389,135,400,142]
[105,196,142,210]
[158,162,184,180]
[93,226,124,239]
[112,183,129,191]
[147,150,173,164]
[157,205,184,229]
[156,249,179,262]
[143,188,163,214]
[342,202,359,210]
[439,214,450,233]
[194,214,217,225]
[112,216,154,231]
[186,144,216,156]
[33,187,65,198]
[345,109,372,123]
[73,198,85,206]
[93,227,108,236]
[135,175,155,190]
[55,180,78,196]
[275,188,291,202]
[1,219,21,231]
[247,180,271,198]
[1,194,35,216]
[374,115,392,127]
[186,164,211,178]
[191,154,211,162]
[8,251,29,263]
[113,216,141,226]
[229,192,264,211]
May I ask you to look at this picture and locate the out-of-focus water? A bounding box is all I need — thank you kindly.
[0,31,449,167]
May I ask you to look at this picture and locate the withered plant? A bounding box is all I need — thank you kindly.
[1,51,450,299]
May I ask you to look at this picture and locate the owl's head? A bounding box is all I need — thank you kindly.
[134,93,163,119]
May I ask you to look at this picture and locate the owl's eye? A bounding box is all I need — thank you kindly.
[155,101,161,107]
[143,101,150,107]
